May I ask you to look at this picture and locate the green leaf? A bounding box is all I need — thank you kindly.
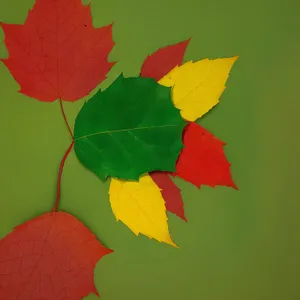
[74,74,186,180]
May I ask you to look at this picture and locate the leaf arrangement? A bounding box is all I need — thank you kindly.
[0,0,238,299]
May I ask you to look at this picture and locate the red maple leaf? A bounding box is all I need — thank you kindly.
[174,122,238,189]
[140,39,190,81]
[150,172,187,222]
[0,0,115,102]
[0,212,112,300]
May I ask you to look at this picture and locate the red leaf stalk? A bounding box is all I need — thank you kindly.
[53,99,74,212]
[59,98,73,138]
[53,141,74,212]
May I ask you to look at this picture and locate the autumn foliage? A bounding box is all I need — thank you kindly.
[0,0,238,298]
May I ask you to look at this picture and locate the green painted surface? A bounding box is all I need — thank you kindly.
[0,0,299,299]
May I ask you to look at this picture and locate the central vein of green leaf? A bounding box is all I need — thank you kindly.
[74,124,181,141]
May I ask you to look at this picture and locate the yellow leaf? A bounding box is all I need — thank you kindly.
[158,56,238,121]
[109,175,178,248]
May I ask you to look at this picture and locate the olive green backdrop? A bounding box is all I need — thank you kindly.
[0,0,299,299]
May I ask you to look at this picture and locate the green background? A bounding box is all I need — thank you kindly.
[0,0,299,299]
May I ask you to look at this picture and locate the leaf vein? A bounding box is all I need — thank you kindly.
[74,124,180,141]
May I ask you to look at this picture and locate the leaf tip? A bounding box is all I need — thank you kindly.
[109,21,115,28]
[163,234,179,248]
[228,56,239,67]
[0,21,7,30]
[91,285,100,297]
[105,247,114,254]
[110,60,117,68]
[183,37,192,46]
[182,215,188,222]
[231,181,239,190]
[178,37,191,48]
[169,240,179,248]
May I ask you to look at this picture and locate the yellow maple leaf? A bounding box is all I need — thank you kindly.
[109,175,178,248]
[158,56,238,121]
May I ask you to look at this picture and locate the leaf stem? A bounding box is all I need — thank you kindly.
[52,141,74,212]
[59,98,73,138]
[53,98,74,212]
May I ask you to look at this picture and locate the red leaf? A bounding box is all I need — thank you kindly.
[0,212,112,300]
[0,0,115,102]
[150,172,187,222]
[140,39,190,81]
[174,122,238,189]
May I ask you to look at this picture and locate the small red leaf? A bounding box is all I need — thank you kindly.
[151,172,187,222]
[140,39,190,81]
[0,212,112,300]
[0,0,115,102]
[175,122,238,189]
